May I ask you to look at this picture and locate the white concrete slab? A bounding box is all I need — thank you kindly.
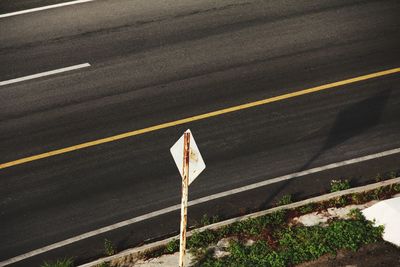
[362,197,400,247]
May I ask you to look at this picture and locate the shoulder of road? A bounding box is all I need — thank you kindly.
[78,177,400,267]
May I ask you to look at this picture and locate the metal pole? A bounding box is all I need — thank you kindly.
[179,132,190,267]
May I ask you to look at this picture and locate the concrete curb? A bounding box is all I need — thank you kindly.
[78,178,400,267]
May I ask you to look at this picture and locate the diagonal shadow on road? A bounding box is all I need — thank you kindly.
[258,88,392,210]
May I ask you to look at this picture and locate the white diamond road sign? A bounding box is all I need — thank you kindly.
[170,129,206,185]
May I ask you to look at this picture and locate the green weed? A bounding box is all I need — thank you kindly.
[375,173,383,182]
[40,258,74,267]
[330,179,351,192]
[277,194,293,206]
[188,230,220,249]
[393,183,400,193]
[198,214,220,226]
[164,239,179,254]
[372,187,384,200]
[298,203,314,214]
[104,239,116,256]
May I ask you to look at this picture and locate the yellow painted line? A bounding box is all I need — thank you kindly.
[1,67,399,170]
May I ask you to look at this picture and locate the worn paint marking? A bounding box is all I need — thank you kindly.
[0,63,91,86]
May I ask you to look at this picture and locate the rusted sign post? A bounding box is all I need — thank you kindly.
[179,132,190,267]
[170,129,206,267]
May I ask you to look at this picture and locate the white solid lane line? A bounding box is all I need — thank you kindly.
[0,63,91,86]
[0,0,95,18]
[1,147,400,266]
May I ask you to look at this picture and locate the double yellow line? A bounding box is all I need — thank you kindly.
[1,67,399,170]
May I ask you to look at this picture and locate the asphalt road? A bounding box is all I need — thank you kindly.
[1,0,399,266]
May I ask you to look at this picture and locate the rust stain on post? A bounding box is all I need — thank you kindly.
[179,132,190,267]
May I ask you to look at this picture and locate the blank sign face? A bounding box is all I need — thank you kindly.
[170,129,206,185]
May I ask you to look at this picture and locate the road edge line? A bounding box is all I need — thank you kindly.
[0,0,95,18]
[1,147,400,266]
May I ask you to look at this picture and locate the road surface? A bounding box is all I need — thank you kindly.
[0,0,399,265]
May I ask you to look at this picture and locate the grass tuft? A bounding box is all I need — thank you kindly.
[104,238,116,256]
[276,194,293,206]
[41,258,74,267]
[330,179,351,192]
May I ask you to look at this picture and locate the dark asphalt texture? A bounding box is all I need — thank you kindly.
[0,0,399,266]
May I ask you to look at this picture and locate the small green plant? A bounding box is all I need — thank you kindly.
[41,258,74,267]
[375,173,383,182]
[298,203,314,214]
[164,238,179,253]
[200,214,211,226]
[348,208,364,220]
[104,238,116,256]
[97,262,110,267]
[330,179,351,192]
[267,210,287,226]
[188,230,219,249]
[372,187,384,200]
[277,194,293,206]
[198,214,220,226]
[393,183,400,192]
[194,214,220,228]
[351,193,365,204]
[334,196,348,206]
[211,215,220,224]
[218,211,285,239]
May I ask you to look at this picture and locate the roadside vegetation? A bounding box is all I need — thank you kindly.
[197,211,383,266]
[142,177,400,266]
[41,170,400,267]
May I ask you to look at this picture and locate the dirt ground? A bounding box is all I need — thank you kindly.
[297,241,400,267]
